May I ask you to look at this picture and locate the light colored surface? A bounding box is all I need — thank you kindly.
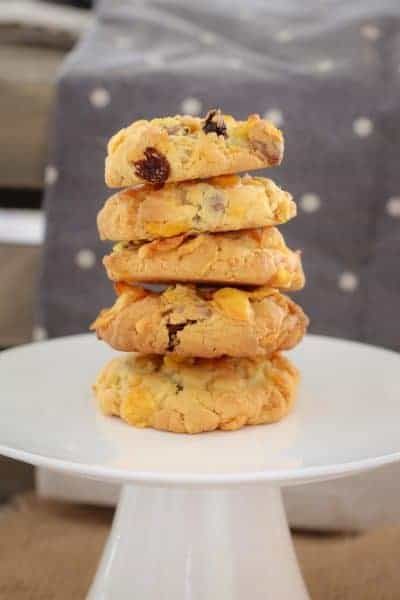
[0,244,41,347]
[3,333,400,599]
[0,210,44,245]
[5,491,400,600]
[88,485,309,600]
[3,492,400,600]
[38,460,400,532]
[284,467,400,531]
[0,44,64,189]
[1,333,400,486]
[36,468,119,506]
[0,1,90,38]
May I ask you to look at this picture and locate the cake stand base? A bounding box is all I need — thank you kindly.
[88,484,309,600]
[2,334,400,599]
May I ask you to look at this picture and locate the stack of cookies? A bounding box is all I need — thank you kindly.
[92,109,308,434]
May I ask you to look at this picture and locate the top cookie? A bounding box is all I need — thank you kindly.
[105,110,284,187]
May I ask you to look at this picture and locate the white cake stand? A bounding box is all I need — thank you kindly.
[1,334,400,599]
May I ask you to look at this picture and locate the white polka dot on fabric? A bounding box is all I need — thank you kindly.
[238,7,252,20]
[200,31,217,45]
[115,35,132,49]
[275,30,293,43]
[263,108,284,127]
[338,271,359,293]
[89,87,110,109]
[353,117,373,138]
[180,97,202,115]
[32,325,48,342]
[146,54,164,67]
[300,193,321,213]
[44,165,58,186]
[386,197,400,218]
[360,24,381,41]
[227,57,243,69]
[314,59,334,73]
[75,249,96,269]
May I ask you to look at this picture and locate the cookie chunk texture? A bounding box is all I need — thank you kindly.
[93,352,299,433]
[97,174,296,242]
[105,111,284,187]
[104,227,305,289]
[90,284,308,358]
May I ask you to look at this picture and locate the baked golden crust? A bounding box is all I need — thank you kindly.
[91,284,308,358]
[93,352,299,433]
[97,174,296,242]
[104,227,305,289]
[105,111,284,187]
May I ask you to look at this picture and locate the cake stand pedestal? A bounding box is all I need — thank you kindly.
[1,334,399,599]
[89,485,308,600]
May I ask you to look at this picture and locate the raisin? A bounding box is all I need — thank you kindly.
[166,320,196,351]
[133,147,170,185]
[203,109,227,138]
[166,322,185,351]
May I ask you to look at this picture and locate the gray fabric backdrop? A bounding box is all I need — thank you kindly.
[39,0,400,351]
[37,0,400,531]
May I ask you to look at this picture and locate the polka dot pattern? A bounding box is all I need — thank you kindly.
[386,197,400,218]
[75,249,96,269]
[44,165,58,186]
[275,30,293,43]
[115,35,132,49]
[227,57,243,69]
[300,193,321,213]
[338,271,359,293]
[200,31,217,45]
[353,117,373,137]
[263,108,284,127]
[238,7,252,20]
[361,24,381,41]
[42,11,400,355]
[314,59,334,73]
[180,97,202,115]
[146,55,164,67]
[89,87,110,108]
[32,326,48,342]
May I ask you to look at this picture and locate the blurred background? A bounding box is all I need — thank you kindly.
[0,0,92,500]
[0,0,399,527]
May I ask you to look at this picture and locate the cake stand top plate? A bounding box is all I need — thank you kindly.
[1,334,399,487]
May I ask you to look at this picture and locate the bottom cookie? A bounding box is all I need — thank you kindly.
[93,353,299,434]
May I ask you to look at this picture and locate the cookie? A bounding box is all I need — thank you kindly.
[105,110,284,187]
[97,174,296,242]
[91,284,308,358]
[93,352,299,434]
[104,227,305,289]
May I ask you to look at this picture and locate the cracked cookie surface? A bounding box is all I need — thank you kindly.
[91,284,308,358]
[97,174,295,242]
[93,352,299,433]
[105,111,284,187]
[104,227,305,289]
